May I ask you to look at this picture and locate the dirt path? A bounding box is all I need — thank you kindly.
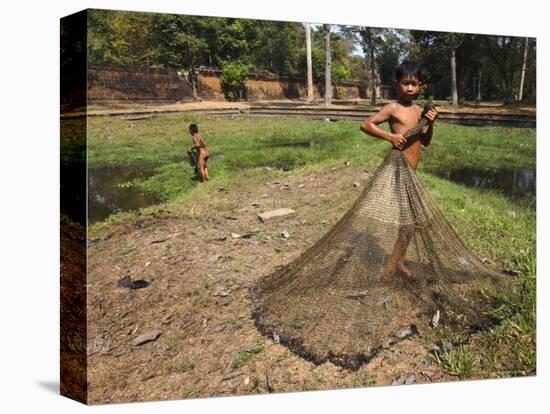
[87,161,459,404]
[71,99,535,118]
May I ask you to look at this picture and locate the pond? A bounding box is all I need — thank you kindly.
[88,163,163,223]
[431,167,536,199]
[60,162,164,225]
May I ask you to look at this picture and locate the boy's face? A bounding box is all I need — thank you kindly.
[394,74,421,102]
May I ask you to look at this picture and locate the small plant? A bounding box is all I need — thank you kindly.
[115,180,135,189]
[165,357,195,373]
[302,370,324,391]
[220,61,250,101]
[119,244,136,255]
[226,315,244,330]
[432,345,476,378]
[446,95,453,104]
[164,335,181,352]
[419,94,435,108]
[336,86,347,99]
[232,341,265,369]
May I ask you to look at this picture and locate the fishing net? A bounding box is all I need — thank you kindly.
[250,118,510,370]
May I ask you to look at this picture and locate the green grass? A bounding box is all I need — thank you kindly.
[82,113,535,209]
[419,123,535,171]
[432,345,477,378]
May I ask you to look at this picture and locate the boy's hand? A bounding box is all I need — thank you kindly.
[424,107,439,124]
[390,133,407,150]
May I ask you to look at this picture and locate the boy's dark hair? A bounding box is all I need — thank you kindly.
[395,61,421,81]
[189,123,199,134]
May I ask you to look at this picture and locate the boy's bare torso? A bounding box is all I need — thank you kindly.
[388,102,423,170]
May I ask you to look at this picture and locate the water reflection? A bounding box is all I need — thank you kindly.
[432,167,536,198]
[88,163,162,223]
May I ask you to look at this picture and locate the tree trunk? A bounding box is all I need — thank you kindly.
[518,37,529,101]
[306,23,314,103]
[324,24,332,106]
[370,50,377,105]
[451,47,458,107]
[365,30,377,105]
[477,70,482,101]
[374,62,381,102]
[188,66,200,100]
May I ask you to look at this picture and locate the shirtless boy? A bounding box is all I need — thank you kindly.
[360,60,439,277]
[188,123,209,182]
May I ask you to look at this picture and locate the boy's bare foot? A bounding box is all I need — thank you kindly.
[397,261,415,278]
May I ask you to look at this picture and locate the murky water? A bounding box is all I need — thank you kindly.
[432,167,536,198]
[88,163,162,223]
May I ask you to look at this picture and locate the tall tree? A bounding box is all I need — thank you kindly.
[448,34,464,107]
[477,69,482,101]
[306,23,314,103]
[358,28,385,105]
[518,37,529,101]
[324,24,332,106]
[483,35,524,103]
[152,14,213,99]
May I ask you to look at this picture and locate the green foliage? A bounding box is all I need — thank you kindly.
[332,61,351,80]
[299,28,353,81]
[407,31,535,101]
[88,10,159,66]
[83,10,536,102]
[248,21,305,76]
[88,10,306,78]
[220,61,250,101]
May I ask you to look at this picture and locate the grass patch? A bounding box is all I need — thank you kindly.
[165,357,195,373]
[225,316,244,330]
[432,345,477,378]
[84,114,535,227]
[164,335,181,353]
[232,341,265,369]
[302,370,324,391]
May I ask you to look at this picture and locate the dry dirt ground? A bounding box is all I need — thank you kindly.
[87,160,467,405]
[80,99,536,117]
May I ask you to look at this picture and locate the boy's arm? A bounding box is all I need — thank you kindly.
[420,107,439,147]
[360,103,407,150]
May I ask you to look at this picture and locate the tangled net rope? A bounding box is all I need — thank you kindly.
[250,117,510,370]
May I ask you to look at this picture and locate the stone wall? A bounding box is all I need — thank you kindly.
[198,69,365,101]
[87,64,194,103]
[86,64,393,103]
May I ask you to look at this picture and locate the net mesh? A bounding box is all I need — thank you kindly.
[250,119,510,370]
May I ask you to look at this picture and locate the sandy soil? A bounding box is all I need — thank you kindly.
[86,160,464,405]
